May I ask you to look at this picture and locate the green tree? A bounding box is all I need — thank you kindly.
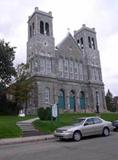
[0,40,16,115]
[105,89,115,112]
[9,63,33,113]
[0,40,16,89]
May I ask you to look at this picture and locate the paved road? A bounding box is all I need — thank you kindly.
[0,132,118,160]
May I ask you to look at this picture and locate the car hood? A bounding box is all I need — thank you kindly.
[57,124,82,131]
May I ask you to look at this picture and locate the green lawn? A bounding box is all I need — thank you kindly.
[1,112,118,138]
[33,112,118,134]
[0,115,36,138]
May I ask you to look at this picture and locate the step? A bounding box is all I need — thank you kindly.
[22,131,40,137]
[18,126,37,131]
[17,122,32,125]
[17,124,33,127]
[19,126,36,130]
[19,126,36,131]
[17,118,41,137]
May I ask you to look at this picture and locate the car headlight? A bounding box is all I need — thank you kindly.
[55,129,73,134]
[65,130,73,134]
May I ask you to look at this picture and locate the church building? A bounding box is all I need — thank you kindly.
[26,7,106,114]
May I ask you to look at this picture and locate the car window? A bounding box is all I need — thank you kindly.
[85,118,94,125]
[77,118,85,123]
[72,118,85,126]
[93,118,102,124]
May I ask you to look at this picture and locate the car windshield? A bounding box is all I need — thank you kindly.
[72,118,85,126]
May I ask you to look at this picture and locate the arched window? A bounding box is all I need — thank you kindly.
[80,91,85,109]
[88,36,91,48]
[34,60,38,72]
[64,59,69,78]
[77,39,80,46]
[59,58,64,78]
[40,21,44,34]
[70,60,74,79]
[74,61,79,80]
[45,22,49,36]
[80,37,84,49]
[79,63,83,80]
[44,88,50,104]
[58,89,65,109]
[92,37,95,49]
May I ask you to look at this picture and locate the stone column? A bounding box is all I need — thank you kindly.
[75,96,79,112]
[66,95,70,111]
[53,82,58,105]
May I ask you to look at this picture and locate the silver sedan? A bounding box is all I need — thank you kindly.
[54,116,113,141]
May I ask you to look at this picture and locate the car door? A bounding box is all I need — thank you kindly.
[92,117,104,135]
[81,118,95,136]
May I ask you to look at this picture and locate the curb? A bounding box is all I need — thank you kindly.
[0,135,54,145]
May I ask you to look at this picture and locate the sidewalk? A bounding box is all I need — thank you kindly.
[0,134,54,145]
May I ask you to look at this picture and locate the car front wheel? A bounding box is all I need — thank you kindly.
[73,131,81,141]
[103,127,110,136]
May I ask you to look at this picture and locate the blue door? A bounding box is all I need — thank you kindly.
[80,91,85,109]
[58,90,65,109]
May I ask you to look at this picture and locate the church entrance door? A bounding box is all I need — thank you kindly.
[58,89,65,109]
[80,91,85,109]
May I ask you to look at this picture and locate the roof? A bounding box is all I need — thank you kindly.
[56,32,82,52]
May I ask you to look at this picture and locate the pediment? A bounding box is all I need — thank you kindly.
[56,33,82,59]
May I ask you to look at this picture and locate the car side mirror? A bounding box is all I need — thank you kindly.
[84,123,89,126]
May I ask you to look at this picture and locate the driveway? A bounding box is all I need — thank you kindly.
[0,132,118,160]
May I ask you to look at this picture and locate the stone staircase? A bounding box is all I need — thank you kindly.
[17,118,46,137]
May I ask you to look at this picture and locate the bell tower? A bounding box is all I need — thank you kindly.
[27,7,55,76]
[74,24,106,111]
[74,24,102,83]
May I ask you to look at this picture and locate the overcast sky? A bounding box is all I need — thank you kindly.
[0,0,118,96]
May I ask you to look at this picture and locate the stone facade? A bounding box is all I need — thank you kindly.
[26,7,106,114]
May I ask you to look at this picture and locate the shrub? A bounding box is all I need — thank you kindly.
[37,108,45,120]
[37,107,51,120]
[45,107,51,120]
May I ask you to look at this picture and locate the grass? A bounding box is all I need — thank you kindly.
[1,112,118,138]
[100,112,118,121]
[0,115,36,138]
[33,112,118,134]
